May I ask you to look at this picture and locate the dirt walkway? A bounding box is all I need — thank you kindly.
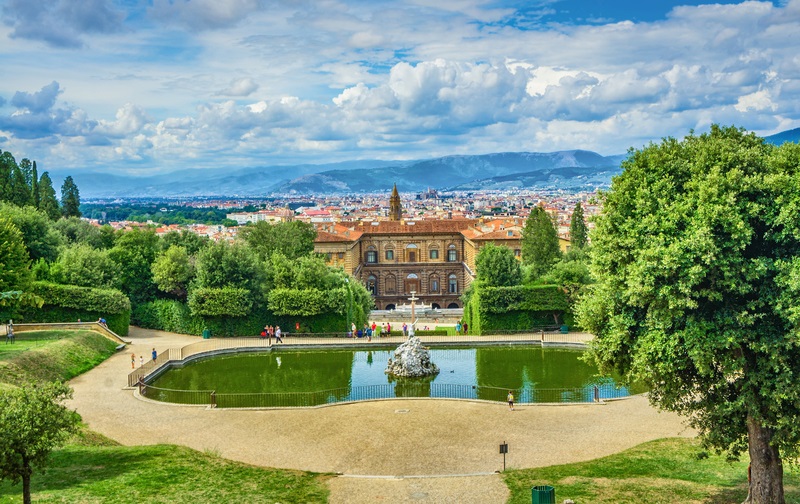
[68,327,694,503]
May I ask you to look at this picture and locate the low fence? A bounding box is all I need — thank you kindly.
[136,381,633,408]
[9,322,127,345]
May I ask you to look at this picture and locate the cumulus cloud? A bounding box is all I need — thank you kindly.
[11,81,62,114]
[2,0,125,48]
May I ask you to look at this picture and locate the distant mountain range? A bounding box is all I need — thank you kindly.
[55,127,800,199]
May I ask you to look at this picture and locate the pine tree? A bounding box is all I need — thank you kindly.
[60,176,81,218]
[569,202,588,249]
[0,151,16,204]
[31,161,39,209]
[9,163,32,208]
[38,172,61,221]
[521,205,562,279]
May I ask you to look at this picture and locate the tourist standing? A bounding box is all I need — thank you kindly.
[507,390,515,411]
[275,326,283,343]
[131,353,136,369]
[402,323,408,337]
[152,348,157,362]
[351,322,356,338]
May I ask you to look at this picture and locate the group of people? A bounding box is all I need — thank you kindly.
[130,348,158,369]
[455,321,468,334]
[260,325,283,344]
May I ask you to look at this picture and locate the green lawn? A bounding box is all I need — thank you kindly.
[504,437,800,504]
[0,443,331,503]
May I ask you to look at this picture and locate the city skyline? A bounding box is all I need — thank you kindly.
[1,0,797,176]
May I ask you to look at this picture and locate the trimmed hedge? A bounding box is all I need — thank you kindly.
[188,287,253,317]
[464,283,568,335]
[268,287,346,316]
[133,299,352,337]
[12,281,132,335]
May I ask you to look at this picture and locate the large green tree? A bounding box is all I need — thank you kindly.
[475,242,522,287]
[51,243,118,289]
[0,203,64,263]
[577,126,800,504]
[521,205,561,279]
[0,381,80,504]
[0,216,32,292]
[60,176,81,218]
[108,228,159,306]
[151,245,195,300]
[569,201,588,250]
[37,172,61,221]
[54,217,112,249]
[239,220,316,261]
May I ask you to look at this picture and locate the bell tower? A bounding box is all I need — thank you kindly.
[389,183,402,221]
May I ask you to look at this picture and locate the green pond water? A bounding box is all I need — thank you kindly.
[148,346,643,407]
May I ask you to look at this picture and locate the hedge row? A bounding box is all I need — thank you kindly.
[188,287,253,317]
[6,281,132,335]
[133,299,353,337]
[268,287,346,316]
[463,283,569,335]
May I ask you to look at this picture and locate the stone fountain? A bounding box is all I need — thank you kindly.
[385,337,440,378]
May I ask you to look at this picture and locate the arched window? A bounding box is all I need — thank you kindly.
[367,275,378,296]
[365,245,377,264]
[429,248,439,260]
[429,274,440,293]
[448,273,458,293]
[406,243,418,263]
[385,248,394,260]
[447,244,457,262]
[405,273,420,294]
[431,303,441,309]
[385,274,397,294]
[447,302,460,309]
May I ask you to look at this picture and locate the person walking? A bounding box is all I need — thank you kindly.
[507,390,515,411]
[152,348,158,362]
[131,353,136,369]
[275,326,283,343]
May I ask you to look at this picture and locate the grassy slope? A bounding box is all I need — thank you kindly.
[505,437,800,504]
[0,330,331,503]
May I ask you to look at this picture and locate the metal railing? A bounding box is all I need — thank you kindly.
[135,382,633,408]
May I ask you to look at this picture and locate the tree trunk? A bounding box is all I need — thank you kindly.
[23,472,31,504]
[745,415,784,504]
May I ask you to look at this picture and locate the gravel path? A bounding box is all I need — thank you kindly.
[68,327,694,503]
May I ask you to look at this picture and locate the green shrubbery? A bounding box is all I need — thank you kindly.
[15,282,132,335]
[463,283,568,334]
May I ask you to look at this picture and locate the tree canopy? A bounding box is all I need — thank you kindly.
[0,381,80,504]
[60,176,81,218]
[0,216,32,293]
[475,242,522,287]
[521,205,561,279]
[577,125,800,504]
[239,220,316,261]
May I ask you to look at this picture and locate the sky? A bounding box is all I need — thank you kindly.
[1,0,799,176]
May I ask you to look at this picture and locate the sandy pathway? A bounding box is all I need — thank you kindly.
[68,327,694,503]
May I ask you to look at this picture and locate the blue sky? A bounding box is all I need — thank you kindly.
[0,0,797,175]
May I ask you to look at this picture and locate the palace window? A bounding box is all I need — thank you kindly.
[367,275,378,296]
[338,252,344,259]
[366,246,377,264]
[448,274,458,293]
[429,249,439,259]
[447,245,457,262]
[385,249,394,260]
[430,275,440,293]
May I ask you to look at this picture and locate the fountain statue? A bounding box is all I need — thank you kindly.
[385,337,440,378]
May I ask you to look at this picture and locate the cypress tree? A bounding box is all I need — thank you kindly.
[31,161,40,209]
[521,205,562,279]
[569,202,588,249]
[60,175,81,218]
[38,172,61,221]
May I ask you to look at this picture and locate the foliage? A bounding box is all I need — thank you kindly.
[151,245,195,300]
[159,229,208,255]
[23,281,131,335]
[0,203,64,263]
[81,203,239,226]
[50,243,118,289]
[37,173,61,221]
[133,299,266,337]
[463,282,569,334]
[569,201,588,249]
[268,287,346,316]
[60,176,81,218]
[576,125,800,503]
[108,228,159,306]
[240,220,317,261]
[188,287,253,317]
[475,242,522,287]
[193,240,264,298]
[0,381,80,504]
[540,252,592,319]
[0,444,330,503]
[521,205,561,278]
[53,217,114,249]
[0,216,32,293]
[0,150,34,208]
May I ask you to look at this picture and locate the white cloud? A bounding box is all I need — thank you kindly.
[218,77,260,97]
[735,89,777,112]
